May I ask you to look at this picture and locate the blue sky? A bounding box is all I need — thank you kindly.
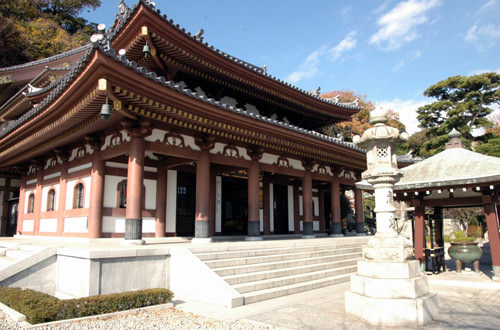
[83,0,500,134]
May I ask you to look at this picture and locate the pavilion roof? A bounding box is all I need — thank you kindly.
[395,148,500,190]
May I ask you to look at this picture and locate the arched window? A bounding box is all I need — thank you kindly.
[47,189,56,211]
[27,193,35,213]
[73,183,85,209]
[118,181,127,208]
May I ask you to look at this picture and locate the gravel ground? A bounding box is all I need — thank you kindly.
[0,306,278,330]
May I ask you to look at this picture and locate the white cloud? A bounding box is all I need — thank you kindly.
[392,50,422,72]
[327,31,357,62]
[370,0,441,50]
[465,24,500,50]
[378,98,429,134]
[287,31,357,84]
[287,46,326,83]
[468,68,500,75]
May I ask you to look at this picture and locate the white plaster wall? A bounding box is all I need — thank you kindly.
[288,158,305,171]
[106,161,127,169]
[299,220,320,232]
[259,209,264,232]
[144,179,157,210]
[269,183,274,232]
[64,217,88,233]
[67,162,91,174]
[24,189,35,213]
[166,170,177,233]
[23,220,34,232]
[288,186,294,232]
[43,172,61,181]
[145,128,167,142]
[0,178,5,186]
[261,153,279,165]
[66,176,91,209]
[41,184,60,212]
[40,218,57,232]
[299,196,303,216]
[102,216,155,233]
[103,175,126,208]
[26,179,37,185]
[313,196,319,216]
[216,176,222,233]
[182,134,200,151]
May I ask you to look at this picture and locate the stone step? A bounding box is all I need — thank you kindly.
[243,273,351,305]
[0,256,18,269]
[204,247,361,268]
[234,265,357,294]
[5,249,32,260]
[214,251,362,276]
[223,258,358,285]
[189,237,369,254]
[194,242,363,261]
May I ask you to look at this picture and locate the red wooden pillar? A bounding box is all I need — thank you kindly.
[195,150,210,239]
[16,178,26,235]
[330,178,342,236]
[125,135,145,241]
[88,151,104,238]
[354,187,365,235]
[56,163,68,235]
[33,171,43,234]
[414,202,425,264]
[302,165,314,236]
[247,160,261,238]
[155,166,167,237]
[483,195,500,276]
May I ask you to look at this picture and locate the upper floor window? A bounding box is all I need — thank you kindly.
[27,193,35,213]
[73,183,84,209]
[47,189,56,211]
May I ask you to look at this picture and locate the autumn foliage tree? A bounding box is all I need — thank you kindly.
[0,0,101,66]
[320,90,405,141]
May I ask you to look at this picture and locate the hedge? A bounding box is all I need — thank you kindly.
[0,287,173,324]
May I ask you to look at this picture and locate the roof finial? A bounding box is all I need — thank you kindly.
[445,128,464,149]
[194,29,204,41]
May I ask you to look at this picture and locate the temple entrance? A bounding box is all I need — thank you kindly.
[5,198,18,237]
[273,184,289,234]
[324,189,332,234]
[222,176,248,235]
[176,171,195,236]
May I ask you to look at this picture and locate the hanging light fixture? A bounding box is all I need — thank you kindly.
[143,42,151,58]
[100,96,111,120]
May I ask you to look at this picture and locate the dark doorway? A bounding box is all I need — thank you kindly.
[222,177,248,235]
[5,198,18,236]
[273,184,289,234]
[176,172,195,236]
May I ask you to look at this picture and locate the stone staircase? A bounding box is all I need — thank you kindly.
[0,242,56,283]
[190,237,368,305]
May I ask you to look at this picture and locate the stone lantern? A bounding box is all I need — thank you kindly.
[345,107,438,326]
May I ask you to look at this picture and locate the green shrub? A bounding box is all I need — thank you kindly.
[449,230,475,243]
[0,287,173,324]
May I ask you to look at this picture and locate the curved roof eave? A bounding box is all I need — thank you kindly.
[109,0,361,113]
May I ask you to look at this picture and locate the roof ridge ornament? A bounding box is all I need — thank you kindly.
[118,0,131,22]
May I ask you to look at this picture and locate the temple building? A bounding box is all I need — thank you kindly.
[0,0,366,241]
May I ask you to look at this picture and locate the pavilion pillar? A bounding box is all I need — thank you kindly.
[247,159,262,240]
[124,134,145,243]
[302,163,314,237]
[194,149,211,241]
[434,207,443,247]
[414,202,425,264]
[354,187,365,235]
[330,178,342,236]
[88,150,104,239]
[155,166,167,237]
[483,194,500,277]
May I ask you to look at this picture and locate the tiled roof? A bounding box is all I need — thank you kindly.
[110,0,361,111]
[0,42,364,154]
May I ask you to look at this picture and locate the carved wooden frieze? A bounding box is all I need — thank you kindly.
[163,131,185,148]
